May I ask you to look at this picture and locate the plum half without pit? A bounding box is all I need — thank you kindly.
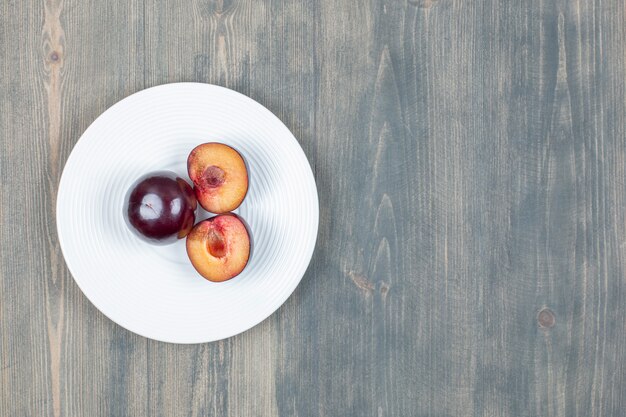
[186,214,251,282]
[124,171,197,245]
[187,143,248,213]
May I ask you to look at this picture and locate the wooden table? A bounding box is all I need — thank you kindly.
[1,0,625,416]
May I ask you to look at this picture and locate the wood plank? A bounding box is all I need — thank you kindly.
[1,1,148,416]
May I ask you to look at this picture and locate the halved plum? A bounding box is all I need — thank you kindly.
[187,143,248,213]
[186,214,250,282]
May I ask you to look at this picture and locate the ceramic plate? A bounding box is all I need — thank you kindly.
[57,83,319,343]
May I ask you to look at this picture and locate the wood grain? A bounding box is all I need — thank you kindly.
[1,0,625,416]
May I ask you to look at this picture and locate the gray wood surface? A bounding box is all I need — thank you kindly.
[1,0,625,416]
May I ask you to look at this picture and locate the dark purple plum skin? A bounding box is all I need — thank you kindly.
[123,171,197,245]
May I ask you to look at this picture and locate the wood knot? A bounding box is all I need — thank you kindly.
[347,271,375,292]
[537,308,555,329]
[49,51,60,62]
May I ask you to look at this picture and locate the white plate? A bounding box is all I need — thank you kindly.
[57,83,319,343]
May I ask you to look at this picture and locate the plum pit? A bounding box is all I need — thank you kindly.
[207,229,227,258]
[201,165,225,188]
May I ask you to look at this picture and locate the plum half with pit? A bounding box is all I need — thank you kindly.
[187,143,248,213]
[124,171,197,244]
[186,213,251,282]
